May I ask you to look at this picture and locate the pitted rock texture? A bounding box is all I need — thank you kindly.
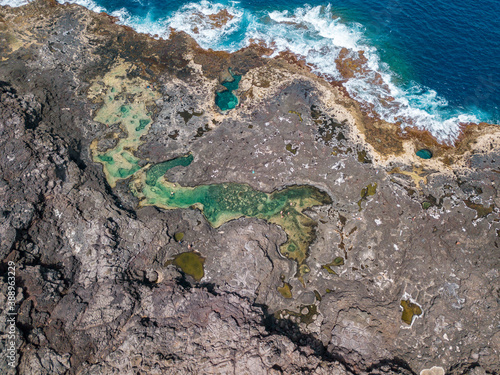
[1,1,499,374]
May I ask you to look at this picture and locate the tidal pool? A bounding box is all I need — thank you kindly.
[416,149,433,159]
[90,63,332,281]
[215,69,241,111]
[130,155,332,278]
[400,299,422,325]
[89,62,160,187]
[166,251,205,281]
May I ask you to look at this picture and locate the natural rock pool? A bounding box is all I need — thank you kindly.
[131,155,332,278]
[89,62,160,187]
[215,69,241,111]
[90,64,332,279]
[416,149,433,159]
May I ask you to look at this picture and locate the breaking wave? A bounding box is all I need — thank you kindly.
[2,0,495,141]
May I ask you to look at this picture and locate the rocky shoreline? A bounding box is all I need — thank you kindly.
[1,1,499,374]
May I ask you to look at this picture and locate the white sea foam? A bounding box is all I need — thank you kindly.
[241,4,480,140]
[0,0,30,6]
[157,3,481,140]
[108,8,167,37]
[163,1,244,48]
[2,0,483,140]
[56,0,106,13]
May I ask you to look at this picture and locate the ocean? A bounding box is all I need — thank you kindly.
[3,0,499,141]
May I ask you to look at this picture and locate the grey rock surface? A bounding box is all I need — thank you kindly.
[0,1,499,374]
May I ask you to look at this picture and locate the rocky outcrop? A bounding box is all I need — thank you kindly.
[0,1,499,374]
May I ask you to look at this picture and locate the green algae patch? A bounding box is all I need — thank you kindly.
[174,232,184,242]
[400,299,422,325]
[166,251,205,281]
[322,256,344,275]
[135,119,150,132]
[98,154,114,163]
[215,69,241,111]
[275,304,318,325]
[88,62,160,187]
[357,183,377,211]
[422,201,432,210]
[286,143,298,155]
[416,149,433,159]
[130,156,332,279]
[145,154,194,186]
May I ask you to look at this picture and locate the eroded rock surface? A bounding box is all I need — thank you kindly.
[0,1,499,374]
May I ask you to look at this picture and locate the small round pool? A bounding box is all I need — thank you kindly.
[416,149,433,159]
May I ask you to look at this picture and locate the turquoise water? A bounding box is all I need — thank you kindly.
[4,0,499,140]
[145,154,194,186]
[215,71,241,111]
[132,154,332,272]
[416,149,433,160]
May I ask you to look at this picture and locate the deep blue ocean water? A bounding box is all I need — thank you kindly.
[3,0,499,140]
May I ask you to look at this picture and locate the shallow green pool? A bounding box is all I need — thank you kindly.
[131,155,332,276]
[90,64,331,280]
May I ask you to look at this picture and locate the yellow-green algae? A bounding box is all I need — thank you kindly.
[288,110,303,122]
[166,251,205,281]
[130,158,332,278]
[89,62,160,187]
[357,183,377,210]
[277,279,293,299]
[400,299,422,325]
[422,201,432,210]
[322,256,344,275]
[357,150,371,164]
[286,143,298,155]
[174,232,184,242]
[314,290,322,301]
